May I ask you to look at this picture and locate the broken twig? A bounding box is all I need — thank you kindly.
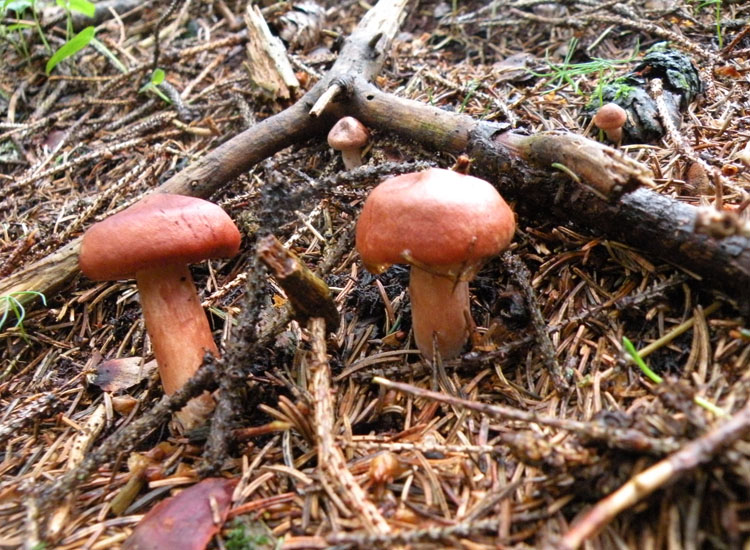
[554,398,750,550]
[258,235,340,331]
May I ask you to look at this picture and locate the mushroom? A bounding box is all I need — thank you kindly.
[356,168,515,360]
[327,116,369,170]
[593,102,627,143]
[79,194,241,429]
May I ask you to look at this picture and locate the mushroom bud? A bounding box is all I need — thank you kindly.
[79,194,241,429]
[327,116,369,170]
[593,102,627,143]
[356,168,515,360]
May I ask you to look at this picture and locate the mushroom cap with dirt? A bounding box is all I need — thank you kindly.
[356,168,515,360]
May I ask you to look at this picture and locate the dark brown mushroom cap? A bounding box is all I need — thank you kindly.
[355,168,515,273]
[593,103,627,131]
[327,117,369,150]
[80,194,241,281]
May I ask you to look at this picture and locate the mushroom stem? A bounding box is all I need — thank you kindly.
[408,266,471,360]
[341,148,363,170]
[604,127,622,143]
[136,264,217,428]
[137,264,218,394]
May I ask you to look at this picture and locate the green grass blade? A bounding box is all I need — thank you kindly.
[623,336,726,416]
[0,291,46,331]
[45,25,95,75]
[10,299,25,328]
[622,336,663,384]
[0,303,9,330]
[90,37,127,73]
[694,396,727,417]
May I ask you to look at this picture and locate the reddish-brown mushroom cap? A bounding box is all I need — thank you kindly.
[328,117,370,170]
[356,168,515,361]
[356,168,515,273]
[593,103,627,143]
[79,194,241,280]
[327,117,369,151]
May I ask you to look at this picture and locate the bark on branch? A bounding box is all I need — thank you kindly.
[3,0,750,315]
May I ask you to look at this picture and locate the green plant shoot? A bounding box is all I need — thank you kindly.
[139,68,172,103]
[2,0,51,54]
[46,25,95,74]
[0,291,47,338]
[691,0,723,48]
[55,0,94,17]
[623,336,726,417]
[528,37,639,95]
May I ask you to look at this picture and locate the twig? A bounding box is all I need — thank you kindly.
[0,393,65,446]
[554,398,750,550]
[0,230,36,277]
[284,517,514,548]
[722,23,750,58]
[308,317,391,535]
[201,250,276,474]
[46,404,107,536]
[258,235,340,331]
[373,377,678,455]
[309,82,343,117]
[150,0,184,74]
[503,252,569,392]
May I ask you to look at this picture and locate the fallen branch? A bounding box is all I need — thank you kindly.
[552,398,750,550]
[329,79,750,305]
[4,0,750,316]
[503,252,567,391]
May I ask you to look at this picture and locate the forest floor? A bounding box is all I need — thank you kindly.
[2,0,750,549]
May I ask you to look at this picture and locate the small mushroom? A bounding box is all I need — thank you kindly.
[593,102,627,144]
[356,168,515,360]
[327,116,369,170]
[79,194,241,429]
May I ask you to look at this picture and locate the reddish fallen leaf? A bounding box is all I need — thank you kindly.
[123,477,237,550]
[715,65,741,78]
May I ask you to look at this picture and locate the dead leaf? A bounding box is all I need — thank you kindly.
[491,52,536,83]
[123,477,237,550]
[89,357,157,392]
[715,65,741,79]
